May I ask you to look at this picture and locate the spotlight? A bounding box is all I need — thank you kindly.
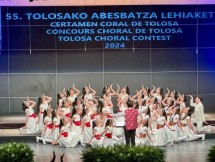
[29,0,33,2]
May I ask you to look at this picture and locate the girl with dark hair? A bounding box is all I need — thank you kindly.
[142,86,151,102]
[57,88,67,110]
[60,99,72,118]
[112,84,130,103]
[179,107,205,141]
[82,83,96,102]
[150,85,163,104]
[170,90,178,100]
[38,94,52,131]
[19,97,38,134]
[102,84,116,101]
[53,117,80,147]
[189,95,211,133]
[88,120,105,148]
[148,97,159,130]
[102,96,114,114]
[135,118,153,146]
[70,106,83,136]
[67,84,80,104]
[100,119,116,148]
[36,107,54,144]
[80,108,93,147]
[166,107,187,143]
[162,92,176,121]
[177,94,187,115]
[153,108,174,146]
[51,109,61,142]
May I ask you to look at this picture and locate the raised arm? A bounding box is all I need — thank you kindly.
[110,84,120,97]
[89,83,96,96]
[43,93,52,104]
[150,85,156,96]
[27,96,36,108]
[189,95,196,107]
[73,84,80,96]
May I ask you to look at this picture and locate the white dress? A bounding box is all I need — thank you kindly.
[70,114,82,135]
[136,125,149,146]
[81,115,93,145]
[180,116,195,141]
[61,107,71,118]
[52,117,60,140]
[68,94,77,104]
[85,93,93,101]
[58,123,80,147]
[166,114,180,141]
[39,102,49,130]
[90,126,105,148]
[153,116,168,146]
[42,116,53,139]
[102,126,114,148]
[155,94,162,103]
[21,106,39,134]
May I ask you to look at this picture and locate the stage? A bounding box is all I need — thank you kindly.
[0,113,215,162]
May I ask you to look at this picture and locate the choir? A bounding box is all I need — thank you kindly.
[19,84,211,147]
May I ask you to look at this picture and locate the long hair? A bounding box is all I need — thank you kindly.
[102,86,109,96]
[22,102,28,111]
[67,88,71,98]
[197,95,203,102]
[160,87,164,100]
[43,109,48,123]
[37,97,42,113]
[82,87,86,100]
[183,95,187,107]
[125,86,130,95]
[52,110,56,122]
[71,107,77,117]
[81,108,86,119]
[105,119,113,127]
[162,108,167,120]
[60,118,64,130]
[72,98,78,109]
[97,100,104,113]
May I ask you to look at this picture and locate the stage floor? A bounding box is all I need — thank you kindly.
[23,140,212,162]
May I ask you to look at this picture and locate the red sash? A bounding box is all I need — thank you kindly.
[47,124,53,129]
[118,110,122,113]
[107,115,112,119]
[105,133,112,138]
[55,125,60,128]
[65,113,71,118]
[85,122,91,127]
[156,124,164,129]
[41,112,44,114]
[73,121,81,126]
[90,114,96,120]
[61,132,68,137]
[29,113,36,118]
[94,134,101,140]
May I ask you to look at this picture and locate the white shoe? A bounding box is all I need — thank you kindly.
[36,136,39,143]
[202,134,205,141]
[43,139,46,145]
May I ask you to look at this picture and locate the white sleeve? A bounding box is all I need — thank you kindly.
[190,98,196,107]
[200,105,206,122]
